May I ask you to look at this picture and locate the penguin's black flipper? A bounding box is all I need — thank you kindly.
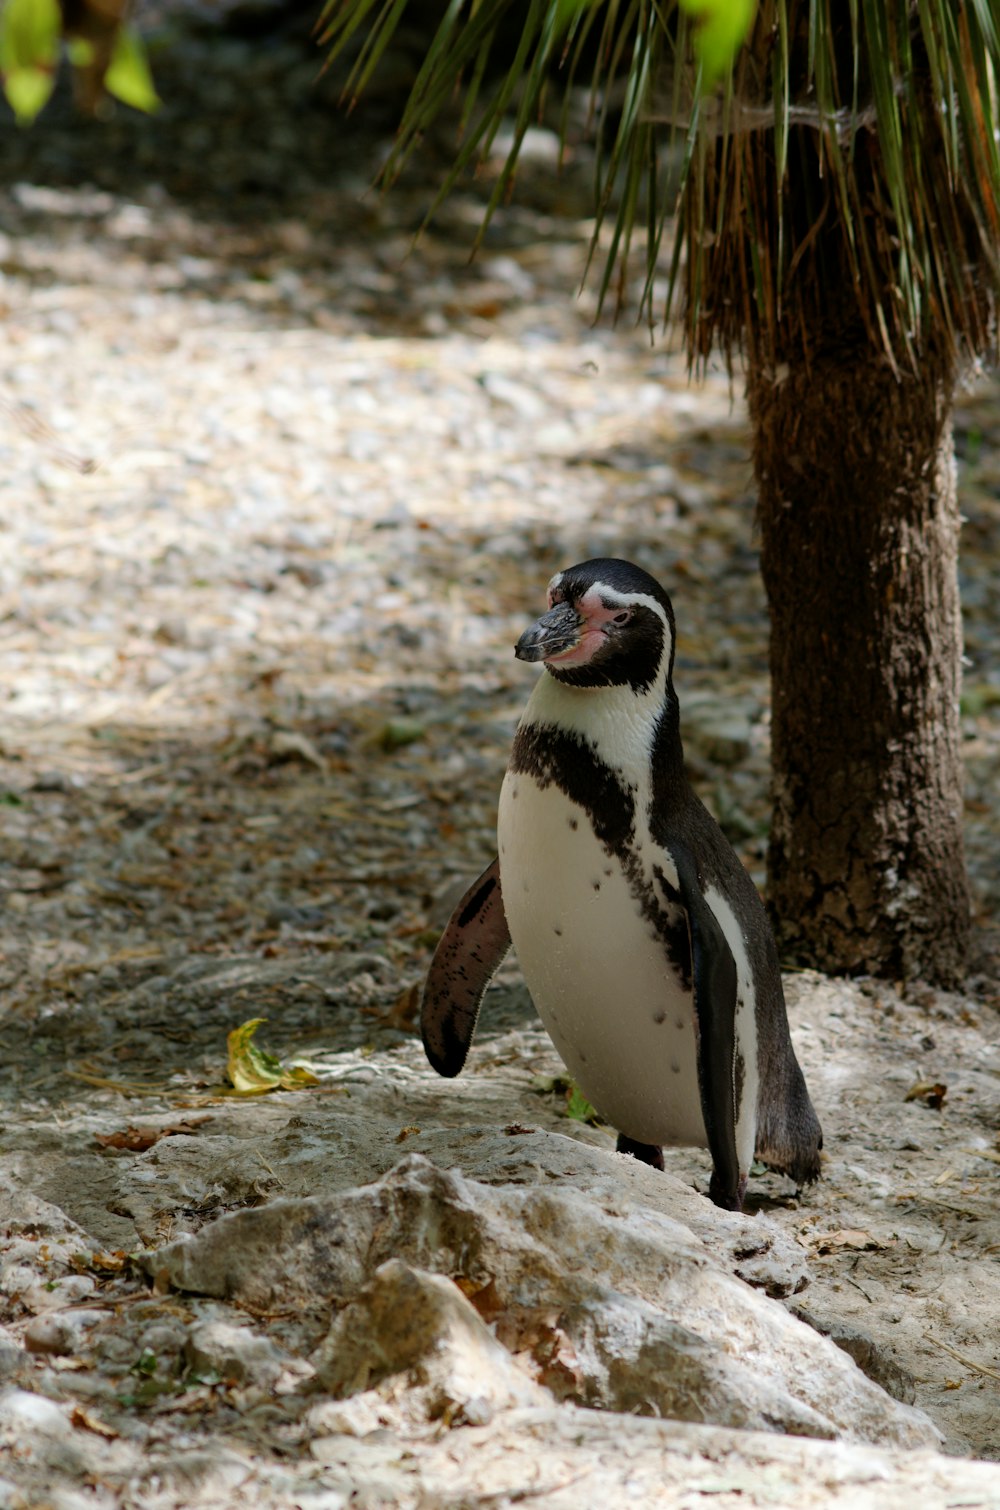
[421,857,510,1078]
[672,843,743,1211]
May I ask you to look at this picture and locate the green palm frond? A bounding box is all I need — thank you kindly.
[319,0,1000,369]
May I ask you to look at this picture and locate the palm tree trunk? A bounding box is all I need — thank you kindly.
[748,339,970,986]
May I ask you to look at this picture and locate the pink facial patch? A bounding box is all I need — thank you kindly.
[544,626,605,666]
[544,586,625,666]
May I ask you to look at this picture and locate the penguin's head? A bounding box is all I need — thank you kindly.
[514,558,676,693]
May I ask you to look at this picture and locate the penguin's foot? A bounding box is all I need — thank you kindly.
[615,1133,665,1171]
[708,1169,748,1212]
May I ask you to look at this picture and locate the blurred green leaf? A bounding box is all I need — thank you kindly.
[377,717,425,752]
[676,0,756,87]
[65,36,95,66]
[555,0,600,30]
[103,22,159,112]
[0,0,60,123]
[3,62,53,121]
[530,1072,573,1095]
[126,1375,178,1404]
[531,1071,603,1124]
[960,684,1000,717]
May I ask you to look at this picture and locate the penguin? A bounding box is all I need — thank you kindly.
[421,558,822,1210]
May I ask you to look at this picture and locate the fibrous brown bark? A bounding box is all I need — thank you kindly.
[749,339,970,987]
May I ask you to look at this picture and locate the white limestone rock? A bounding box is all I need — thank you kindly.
[313,1258,550,1423]
[148,1153,939,1449]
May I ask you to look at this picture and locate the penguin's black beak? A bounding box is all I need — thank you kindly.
[515,601,583,662]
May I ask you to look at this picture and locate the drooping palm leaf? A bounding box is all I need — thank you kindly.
[319,0,1000,369]
[0,0,159,122]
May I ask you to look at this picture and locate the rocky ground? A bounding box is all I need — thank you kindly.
[1,7,999,1507]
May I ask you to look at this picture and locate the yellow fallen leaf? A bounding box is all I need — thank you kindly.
[279,1063,323,1090]
[226,1019,320,1096]
[227,1018,280,1093]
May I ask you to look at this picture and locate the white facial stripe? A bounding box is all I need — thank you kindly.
[580,582,671,629]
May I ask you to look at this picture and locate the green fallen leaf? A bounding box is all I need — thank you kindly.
[121,1374,179,1405]
[377,717,425,752]
[530,1072,602,1125]
[0,0,60,124]
[565,1082,601,1125]
[677,0,756,89]
[103,23,159,113]
[226,1017,320,1095]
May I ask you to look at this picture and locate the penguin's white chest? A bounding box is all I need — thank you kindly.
[497,770,707,1149]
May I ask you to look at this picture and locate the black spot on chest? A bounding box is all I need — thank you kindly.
[508,722,691,987]
[509,724,635,854]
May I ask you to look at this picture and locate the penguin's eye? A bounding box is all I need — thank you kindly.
[610,609,632,626]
